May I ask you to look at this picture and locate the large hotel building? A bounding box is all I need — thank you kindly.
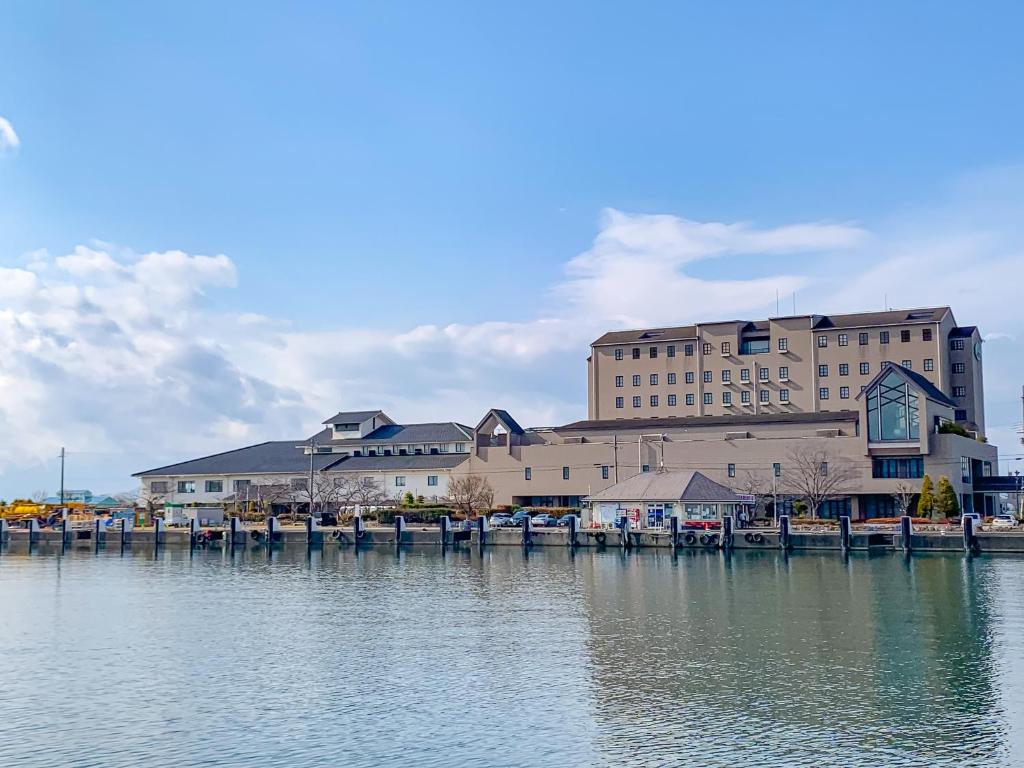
[137,306,1001,520]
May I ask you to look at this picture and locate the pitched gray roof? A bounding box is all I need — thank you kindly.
[949,325,978,338]
[323,453,470,472]
[321,410,384,425]
[592,325,698,347]
[134,441,338,477]
[811,307,950,329]
[588,471,738,503]
[856,362,957,408]
[318,422,473,445]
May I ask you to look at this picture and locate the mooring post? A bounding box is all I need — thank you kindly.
[669,514,681,549]
[477,515,488,548]
[229,516,242,549]
[28,518,40,548]
[306,514,318,549]
[839,515,852,553]
[962,515,976,554]
[189,517,200,549]
[779,514,791,551]
[94,517,102,552]
[521,514,532,548]
[566,514,578,548]
[0,518,8,547]
[619,515,632,551]
[394,514,406,548]
[153,516,163,553]
[61,517,68,552]
[119,517,128,553]
[439,515,450,548]
[721,515,734,551]
[899,515,912,554]
[266,516,279,547]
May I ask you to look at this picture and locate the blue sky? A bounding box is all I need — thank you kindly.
[1,1,1023,497]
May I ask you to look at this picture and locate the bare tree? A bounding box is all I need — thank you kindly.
[784,447,857,520]
[737,470,772,520]
[447,475,495,520]
[124,482,170,518]
[892,482,917,517]
[30,489,48,504]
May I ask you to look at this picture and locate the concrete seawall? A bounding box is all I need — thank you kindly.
[5,523,1024,554]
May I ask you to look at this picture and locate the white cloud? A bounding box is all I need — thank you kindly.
[0,117,19,152]
[2,174,1024,497]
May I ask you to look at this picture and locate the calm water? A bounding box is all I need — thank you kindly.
[1,545,1023,767]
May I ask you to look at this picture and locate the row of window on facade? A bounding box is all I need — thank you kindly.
[613,360,950,391]
[614,327,957,360]
[159,475,441,494]
[615,386,853,409]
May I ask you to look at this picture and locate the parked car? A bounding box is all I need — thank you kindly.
[991,515,1019,530]
[489,513,512,528]
[509,509,533,526]
[532,513,558,527]
[556,514,578,527]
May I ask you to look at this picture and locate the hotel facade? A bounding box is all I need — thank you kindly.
[136,306,1001,520]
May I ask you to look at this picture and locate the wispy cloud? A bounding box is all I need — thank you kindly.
[0,117,19,152]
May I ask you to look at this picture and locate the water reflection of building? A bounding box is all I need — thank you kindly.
[574,551,1004,763]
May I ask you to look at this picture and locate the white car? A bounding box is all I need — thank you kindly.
[990,515,1019,530]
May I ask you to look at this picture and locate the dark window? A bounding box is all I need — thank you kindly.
[901,329,911,342]
[525,467,532,480]
[859,332,869,345]
[686,394,695,406]
[722,391,732,405]
[427,475,438,487]
[838,333,848,346]
[205,480,223,493]
[633,375,641,386]
[728,463,736,478]
[778,337,788,352]
[233,479,250,492]
[859,362,870,375]
[950,338,965,351]
[955,409,967,420]
[872,457,923,479]
[615,375,623,387]
[668,394,677,406]
[562,466,570,480]
[702,342,713,355]
[703,371,713,383]
[780,389,789,403]
[817,335,828,348]
[721,370,731,383]
[601,466,609,480]
[615,397,624,409]
[740,339,770,354]
[759,367,769,381]
[632,347,641,359]
[760,389,770,403]
[667,345,675,357]
[818,364,828,377]
[721,342,731,355]
[839,363,849,376]
[667,373,677,385]
[703,392,713,405]
[880,331,890,344]
[650,395,659,407]
[614,348,623,360]
[685,372,694,384]
[650,373,658,386]
[741,368,751,382]
[741,391,751,404]
[649,346,658,358]
[840,386,850,399]
[952,363,965,374]
[773,463,781,478]
[819,387,829,400]
[922,328,933,342]
[633,396,642,407]
[684,344,694,357]
[953,386,966,398]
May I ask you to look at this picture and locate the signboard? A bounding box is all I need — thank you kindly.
[736,494,757,505]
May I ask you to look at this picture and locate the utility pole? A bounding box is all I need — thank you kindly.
[612,434,618,484]
[59,447,65,510]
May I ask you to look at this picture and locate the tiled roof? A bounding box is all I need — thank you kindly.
[321,422,473,445]
[558,410,859,432]
[321,410,384,425]
[134,441,339,477]
[811,307,950,329]
[323,453,470,472]
[478,409,525,435]
[592,325,698,347]
[588,471,739,503]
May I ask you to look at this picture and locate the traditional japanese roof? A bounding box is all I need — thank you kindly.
[133,441,339,477]
[588,471,739,503]
[321,410,386,425]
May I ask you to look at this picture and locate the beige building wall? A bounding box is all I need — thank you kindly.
[589,307,985,437]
